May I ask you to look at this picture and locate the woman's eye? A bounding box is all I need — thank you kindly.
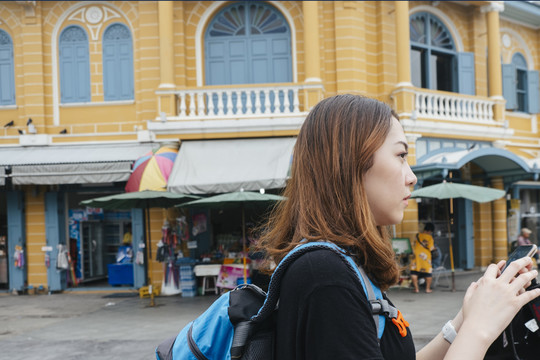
[399,152,408,159]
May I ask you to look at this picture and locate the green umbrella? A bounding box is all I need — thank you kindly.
[80,190,200,210]
[411,181,506,203]
[179,190,286,283]
[411,180,506,291]
[80,190,200,305]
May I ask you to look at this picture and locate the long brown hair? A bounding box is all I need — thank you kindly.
[258,94,400,290]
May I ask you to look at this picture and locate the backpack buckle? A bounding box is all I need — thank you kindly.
[370,299,398,319]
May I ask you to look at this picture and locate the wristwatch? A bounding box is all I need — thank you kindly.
[442,320,457,344]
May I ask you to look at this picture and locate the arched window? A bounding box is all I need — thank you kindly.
[513,53,528,112]
[410,12,475,95]
[59,25,90,103]
[103,23,133,101]
[0,29,15,105]
[204,1,292,85]
[502,52,539,113]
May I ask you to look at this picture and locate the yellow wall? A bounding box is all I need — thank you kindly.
[25,189,48,289]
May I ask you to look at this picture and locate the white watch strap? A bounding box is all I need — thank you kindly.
[442,320,457,344]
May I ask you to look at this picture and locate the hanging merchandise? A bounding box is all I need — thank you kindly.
[156,240,166,262]
[45,252,50,268]
[176,216,190,243]
[67,252,78,287]
[161,221,181,296]
[14,246,24,268]
[56,244,69,270]
[135,243,145,265]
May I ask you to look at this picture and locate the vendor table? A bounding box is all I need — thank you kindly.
[193,264,221,295]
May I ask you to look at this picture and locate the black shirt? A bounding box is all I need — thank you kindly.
[275,249,416,359]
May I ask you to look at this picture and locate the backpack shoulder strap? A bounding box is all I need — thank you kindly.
[251,241,397,339]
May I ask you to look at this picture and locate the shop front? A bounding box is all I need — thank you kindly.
[162,137,296,295]
[413,145,539,269]
[0,142,158,293]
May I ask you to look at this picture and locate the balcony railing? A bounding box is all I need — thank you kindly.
[156,83,322,121]
[414,90,496,123]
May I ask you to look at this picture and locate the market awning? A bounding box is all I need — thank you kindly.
[0,143,159,185]
[168,137,296,194]
[412,147,537,184]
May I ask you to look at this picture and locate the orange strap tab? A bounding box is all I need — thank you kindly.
[391,310,409,337]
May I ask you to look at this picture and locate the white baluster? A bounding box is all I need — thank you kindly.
[207,92,215,115]
[188,92,196,117]
[283,89,291,113]
[196,92,204,116]
[472,100,478,122]
[254,89,262,115]
[245,90,254,114]
[179,92,187,118]
[465,100,471,121]
[443,96,449,118]
[415,93,420,116]
[231,90,240,115]
[293,88,300,113]
[426,94,433,117]
[270,89,281,114]
[450,98,456,119]
[217,90,225,116]
[226,90,233,115]
[264,89,272,114]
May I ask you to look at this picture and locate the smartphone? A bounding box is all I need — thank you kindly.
[502,244,538,272]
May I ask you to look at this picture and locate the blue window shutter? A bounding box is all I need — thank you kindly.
[45,192,67,292]
[502,63,517,110]
[103,24,133,101]
[59,26,90,103]
[103,42,117,99]
[6,191,26,292]
[75,44,90,102]
[0,44,15,105]
[527,70,539,114]
[131,208,145,288]
[458,52,475,95]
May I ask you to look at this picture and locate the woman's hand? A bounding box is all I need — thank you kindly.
[460,257,540,345]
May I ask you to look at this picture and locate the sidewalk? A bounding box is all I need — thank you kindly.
[0,270,483,359]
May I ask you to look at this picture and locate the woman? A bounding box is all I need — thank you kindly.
[411,222,436,293]
[258,95,540,360]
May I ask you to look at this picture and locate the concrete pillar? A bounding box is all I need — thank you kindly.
[158,1,176,117]
[491,177,508,262]
[395,1,412,87]
[158,1,175,88]
[482,2,505,121]
[303,1,323,109]
[474,199,493,268]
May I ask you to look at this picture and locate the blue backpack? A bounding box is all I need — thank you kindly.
[156,242,399,360]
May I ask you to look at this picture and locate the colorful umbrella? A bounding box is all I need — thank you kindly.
[125,147,178,192]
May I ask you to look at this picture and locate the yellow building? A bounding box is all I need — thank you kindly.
[0,1,539,294]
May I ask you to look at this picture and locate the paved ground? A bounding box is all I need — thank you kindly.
[0,269,489,359]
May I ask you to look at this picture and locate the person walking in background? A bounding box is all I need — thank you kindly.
[258,94,540,360]
[517,227,539,263]
[410,222,435,293]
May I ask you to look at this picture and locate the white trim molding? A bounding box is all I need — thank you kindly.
[409,5,464,52]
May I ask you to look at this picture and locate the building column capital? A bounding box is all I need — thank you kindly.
[480,1,504,14]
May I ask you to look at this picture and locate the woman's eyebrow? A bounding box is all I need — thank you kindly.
[396,141,408,151]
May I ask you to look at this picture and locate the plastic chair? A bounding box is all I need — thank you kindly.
[433,254,450,288]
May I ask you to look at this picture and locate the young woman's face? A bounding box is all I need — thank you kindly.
[363,117,417,226]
